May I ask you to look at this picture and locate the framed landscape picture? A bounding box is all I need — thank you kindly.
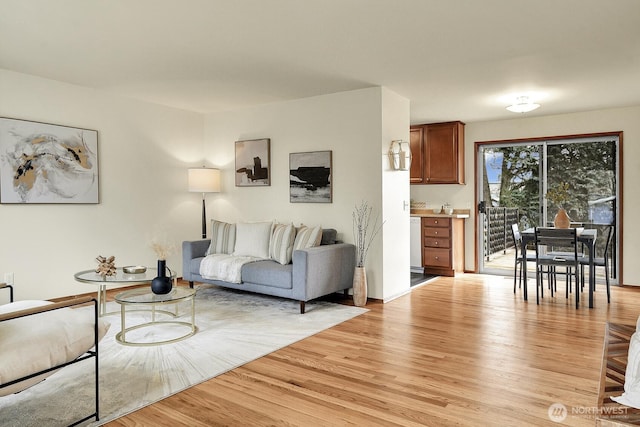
[235,138,270,187]
[0,117,99,204]
[289,150,332,203]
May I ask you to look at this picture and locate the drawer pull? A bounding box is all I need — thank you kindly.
[435,256,439,260]
[434,220,438,224]
[434,231,438,235]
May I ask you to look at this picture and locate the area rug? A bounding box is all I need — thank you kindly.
[0,286,367,427]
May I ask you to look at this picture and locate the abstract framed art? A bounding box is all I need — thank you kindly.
[289,150,332,203]
[0,117,99,204]
[235,138,270,187]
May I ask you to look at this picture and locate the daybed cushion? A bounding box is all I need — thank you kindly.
[206,220,236,255]
[233,222,273,258]
[241,261,293,289]
[293,225,322,250]
[0,300,110,396]
[270,223,296,265]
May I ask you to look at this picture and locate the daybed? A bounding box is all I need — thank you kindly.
[182,222,356,314]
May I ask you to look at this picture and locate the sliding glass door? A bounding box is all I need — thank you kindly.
[477,134,620,284]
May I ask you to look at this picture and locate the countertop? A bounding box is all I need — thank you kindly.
[410,208,470,219]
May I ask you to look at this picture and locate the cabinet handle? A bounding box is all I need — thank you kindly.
[435,256,439,260]
[434,231,438,235]
[435,241,438,245]
[434,220,438,224]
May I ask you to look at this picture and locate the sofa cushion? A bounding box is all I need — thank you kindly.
[233,221,273,258]
[270,223,296,265]
[293,225,322,251]
[206,220,236,255]
[241,260,293,289]
[321,228,337,245]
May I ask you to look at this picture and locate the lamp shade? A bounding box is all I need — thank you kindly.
[188,168,221,193]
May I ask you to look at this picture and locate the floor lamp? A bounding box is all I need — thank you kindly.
[188,168,221,239]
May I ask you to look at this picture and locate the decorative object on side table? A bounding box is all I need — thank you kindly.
[547,182,571,228]
[123,265,146,274]
[95,255,116,278]
[150,234,176,295]
[352,201,384,307]
[151,260,172,295]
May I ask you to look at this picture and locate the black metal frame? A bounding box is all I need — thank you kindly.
[0,294,100,426]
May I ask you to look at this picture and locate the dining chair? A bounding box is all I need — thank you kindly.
[534,227,581,307]
[511,224,535,294]
[580,225,614,303]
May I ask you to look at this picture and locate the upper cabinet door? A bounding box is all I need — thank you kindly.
[409,127,424,183]
[413,121,464,185]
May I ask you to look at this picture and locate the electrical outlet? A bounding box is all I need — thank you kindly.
[4,272,14,285]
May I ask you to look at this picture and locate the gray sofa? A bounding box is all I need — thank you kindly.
[182,229,356,313]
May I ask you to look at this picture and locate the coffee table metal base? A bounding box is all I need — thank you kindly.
[115,288,197,347]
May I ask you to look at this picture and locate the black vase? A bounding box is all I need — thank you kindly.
[151,259,172,294]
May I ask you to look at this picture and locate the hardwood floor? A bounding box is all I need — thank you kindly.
[105,275,640,426]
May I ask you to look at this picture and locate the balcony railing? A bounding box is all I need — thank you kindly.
[484,207,520,261]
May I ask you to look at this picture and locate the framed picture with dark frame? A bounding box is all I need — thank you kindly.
[0,117,99,204]
[235,138,270,187]
[289,150,332,203]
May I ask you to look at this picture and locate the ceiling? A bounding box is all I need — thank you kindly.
[2,0,639,124]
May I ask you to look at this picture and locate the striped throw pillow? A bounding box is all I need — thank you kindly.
[269,223,296,265]
[206,220,236,255]
[293,225,323,251]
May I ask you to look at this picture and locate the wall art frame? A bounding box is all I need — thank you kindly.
[0,117,99,204]
[289,150,332,203]
[235,138,271,187]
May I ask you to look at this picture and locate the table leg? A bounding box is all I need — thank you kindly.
[520,255,528,301]
[589,240,595,308]
[97,284,107,317]
[120,304,126,343]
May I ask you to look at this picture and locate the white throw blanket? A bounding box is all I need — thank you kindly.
[199,254,262,284]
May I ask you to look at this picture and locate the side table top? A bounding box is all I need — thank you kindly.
[74,267,175,284]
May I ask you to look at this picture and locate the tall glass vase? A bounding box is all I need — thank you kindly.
[151,259,173,294]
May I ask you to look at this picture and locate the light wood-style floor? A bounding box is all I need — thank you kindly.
[105,275,640,427]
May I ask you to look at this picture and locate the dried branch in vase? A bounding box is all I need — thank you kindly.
[352,201,384,268]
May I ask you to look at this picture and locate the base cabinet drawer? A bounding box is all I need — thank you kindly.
[423,248,451,267]
[424,237,451,248]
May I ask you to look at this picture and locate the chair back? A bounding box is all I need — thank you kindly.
[603,225,615,259]
[534,227,579,265]
[511,224,521,256]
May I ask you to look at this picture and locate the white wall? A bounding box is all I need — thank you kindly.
[0,69,205,301]
[203,87,410,300]
[411,106,640,285]
[380,88,411,301]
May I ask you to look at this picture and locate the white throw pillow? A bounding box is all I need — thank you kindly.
[232,221,273,259]
[206,220,236,255]
[293,225,323,251]
[611,331,640,408]
[270,223,296,265]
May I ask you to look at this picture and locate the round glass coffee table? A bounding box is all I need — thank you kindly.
[114,287,197,346]
[74,267,175,316]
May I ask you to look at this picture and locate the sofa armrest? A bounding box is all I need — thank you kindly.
[292,243,356,301]
[182,239,211,281]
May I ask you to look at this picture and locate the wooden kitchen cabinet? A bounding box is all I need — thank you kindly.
[410,121,465,184]
[409,127,424,183]
[421,216,465,276]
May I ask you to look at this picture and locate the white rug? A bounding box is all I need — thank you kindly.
[0,286,366,427]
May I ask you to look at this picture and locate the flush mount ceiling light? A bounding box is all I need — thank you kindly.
[506,96,541,113]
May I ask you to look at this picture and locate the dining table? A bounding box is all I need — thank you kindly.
[520,228,598,308]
